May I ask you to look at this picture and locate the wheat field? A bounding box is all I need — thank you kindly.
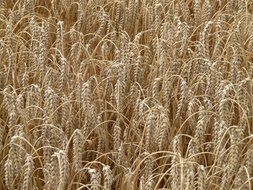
[0,0,253,189]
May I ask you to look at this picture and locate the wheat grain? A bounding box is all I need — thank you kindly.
[22,155,34,190]
[0,1,253,189]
